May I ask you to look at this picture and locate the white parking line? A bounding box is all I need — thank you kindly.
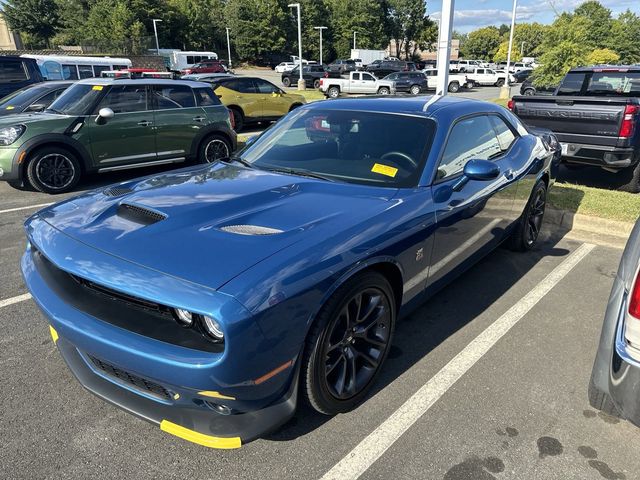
[0,203,53,215]
[0,293,32,309]
[321,242,596,480]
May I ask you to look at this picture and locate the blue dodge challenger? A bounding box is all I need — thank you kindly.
[22,96,558,448]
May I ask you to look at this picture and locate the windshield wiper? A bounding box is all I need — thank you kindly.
[218,155,254,168]
[264,167,336,182]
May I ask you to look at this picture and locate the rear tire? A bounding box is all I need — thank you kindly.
[26,146,82,194]
[588,375,619,417]
[508,180,547,251]
[618,161,640,193]
[409,84,421,95]
[313,79,321,89]
[496,78,505,87]
[7,180,27,190]
[230,107,244,132]
[199,134,231,164]
[523,88,535,96]
[282,77,291,88]
[328,86,340,98]
[448,81,460,93]
[301,271,396,415]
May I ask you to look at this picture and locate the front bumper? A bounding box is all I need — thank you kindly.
[22,216,300,447]
[0,146,20,181]
[558,141,636,169]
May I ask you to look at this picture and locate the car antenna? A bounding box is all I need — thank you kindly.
[423,92,444,112]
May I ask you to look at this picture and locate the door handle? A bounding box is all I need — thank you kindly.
[137,120,152,127]
[193,116,206,122]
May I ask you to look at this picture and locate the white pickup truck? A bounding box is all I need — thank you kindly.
[319,71,395,98]
[466,68,514,87]
[422,68,472,93]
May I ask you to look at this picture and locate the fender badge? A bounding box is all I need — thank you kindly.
[416,248,424,262]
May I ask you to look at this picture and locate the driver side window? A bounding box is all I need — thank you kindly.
[255,79,280,94]
[438,115,502,180]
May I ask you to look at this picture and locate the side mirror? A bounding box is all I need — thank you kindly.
[95,107,115,125]
[452,159,500,192]
[26,103,46,113]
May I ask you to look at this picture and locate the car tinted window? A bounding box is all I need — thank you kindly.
[362,73,375,82]
[194,87,220,106]
[0,60,28,83]
[557,72,586,95]
[61,65,79,80]
[48,84,104,116]
[438,115,502,180]
[240,109,434,188]
[489,116,517,151]
[31,89,61,109]
[98,85,148,113]
[78,65,94,79]
[585,72,640,97]
[153,85,196,109]
[254,79,279,94]
[223,78,256,93]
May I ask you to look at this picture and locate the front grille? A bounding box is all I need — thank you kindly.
[88,354,171,401]
[117,203,167,225]
[104,186,133,197]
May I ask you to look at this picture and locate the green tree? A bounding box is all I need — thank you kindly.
[533,40,588,87]
[573,0,613,50]
[52,0,93,46]
[225,0,289,61]
[298,0,330,63]
[513,23,547,57]
[82,0,138,52]
[462,26,501,60]
[2,0,59,47]
[168,0,226,51]
[587,48,620,65]
[610,10,640,64]
[386,0,430,59]
[493,41,519,63]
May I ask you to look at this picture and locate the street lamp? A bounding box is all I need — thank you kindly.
[353,31,357,50]
[152,19,162,55]
[521,41,527,56]
[226,28,232,69]
[435,0,454,96]
[288,3,305,90]
[501,0,518,99]
[314,26,327,65]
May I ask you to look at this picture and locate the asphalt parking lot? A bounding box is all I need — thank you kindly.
[1,173,640,479]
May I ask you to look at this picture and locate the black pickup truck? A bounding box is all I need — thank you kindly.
[509,66,640,192]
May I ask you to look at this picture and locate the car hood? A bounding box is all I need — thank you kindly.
[36,163,396,290]
[0,111,70,126]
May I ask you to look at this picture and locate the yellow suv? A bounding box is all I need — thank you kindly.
[206,76,305,131]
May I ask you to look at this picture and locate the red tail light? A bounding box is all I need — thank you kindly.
[620,105,638,138]
[228,109,235,130]
[630,271,640,320]
[507,99,514,111]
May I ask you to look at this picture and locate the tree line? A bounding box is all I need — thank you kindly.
[1,0,435,62]
[454,1,640,86]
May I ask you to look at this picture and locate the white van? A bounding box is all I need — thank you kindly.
[156,50,218,72]
[21,54,132,80]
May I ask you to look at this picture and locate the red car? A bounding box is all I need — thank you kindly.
[182,60,226,75]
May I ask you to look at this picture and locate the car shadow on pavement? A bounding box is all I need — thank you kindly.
[267,229,573,442]
[557,164,630,191]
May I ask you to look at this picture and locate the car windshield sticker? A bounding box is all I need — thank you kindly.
[92,85,104,91]
[371,163,398,178]
[5,105,14,110]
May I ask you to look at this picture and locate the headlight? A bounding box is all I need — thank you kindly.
[202,315,224,341]
[0,125,25,145]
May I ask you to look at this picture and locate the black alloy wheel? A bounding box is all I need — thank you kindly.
[26,147,81,194]
[200,134,231,163]
[526,186,546,246]
[302,271,396,414]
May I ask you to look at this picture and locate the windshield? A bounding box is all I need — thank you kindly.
[46,83,105,115]
[239,109,434,187]
[558,71,640,97]
[0,84,47,109]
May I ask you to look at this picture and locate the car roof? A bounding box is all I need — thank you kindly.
[569,65,640,73]
[75,78,210,87]
[301,95,502,118]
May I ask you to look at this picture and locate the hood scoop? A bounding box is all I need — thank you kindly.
[104,186,134,197]
[116,203,167,226]
[219,224,284,236]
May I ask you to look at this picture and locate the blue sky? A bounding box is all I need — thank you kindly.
[428,0,639,32]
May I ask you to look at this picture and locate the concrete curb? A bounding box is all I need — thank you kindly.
[544,207,634,239]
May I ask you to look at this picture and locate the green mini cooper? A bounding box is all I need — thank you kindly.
[0,78,236,193]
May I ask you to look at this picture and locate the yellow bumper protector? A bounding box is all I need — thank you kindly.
[49,325,59,344]
[197,390,236,400]
[160,420,241,449]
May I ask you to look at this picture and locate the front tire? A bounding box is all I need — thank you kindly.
[377,87,390,95]
[282,77,291,88]
[199,134,231,163]
[448,81,460,93]
[229,107,244,132]
[410,84,421,95]
[508,180,547,251]
[496,78,505,87]
[301,271,396,415]
[523,88,535,96]
[619,161,640,193]
[26,146,81,194]
[313,79,321,89]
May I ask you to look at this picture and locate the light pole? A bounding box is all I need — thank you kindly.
[435,0,454,96]
[226,28,232,69]
[501,0,517,99]
[433,18,441,70]
[288,3,305,90]
[353,31,357,50]
[152,19,162,55]
[314,26,327,65]
[520,41,526,56]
